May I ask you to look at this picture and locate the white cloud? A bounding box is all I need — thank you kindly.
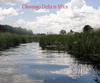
[71,0,85,9]
[0,7,18,21]
[0,0,28,4]
[14,0,100,33]
[33,9,49,13]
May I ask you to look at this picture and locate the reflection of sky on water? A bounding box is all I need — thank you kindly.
[0,43,99,83]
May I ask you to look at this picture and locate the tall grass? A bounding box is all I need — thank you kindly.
[39,29,100,63]
[0,24,35,50]
[0,32,34,50]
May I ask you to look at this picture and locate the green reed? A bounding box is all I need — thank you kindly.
[39,29,100,63]
[0,32,34,50]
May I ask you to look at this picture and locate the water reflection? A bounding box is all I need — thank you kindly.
[0,43,99,83]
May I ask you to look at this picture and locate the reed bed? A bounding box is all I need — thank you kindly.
[39,29,100,63]
[0,32,34,50]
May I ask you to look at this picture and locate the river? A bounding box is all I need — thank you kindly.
[0,43,99,83]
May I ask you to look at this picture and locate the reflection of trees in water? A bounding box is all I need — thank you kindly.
[94,67,100,83]
[69,60,100,80]
[70,63,92,78]
[95,78,100,83]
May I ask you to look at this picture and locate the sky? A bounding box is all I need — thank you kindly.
[0,0,100,33]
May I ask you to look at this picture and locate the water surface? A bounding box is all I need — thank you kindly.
[0,43,99,83]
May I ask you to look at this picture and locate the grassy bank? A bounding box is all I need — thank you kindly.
[0,24,36,50]
[39,29,100,63]
[0,32,34,50]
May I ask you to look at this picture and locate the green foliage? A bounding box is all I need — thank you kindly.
[83,25,93,32]
[0,24,33,35]
[59,30,66,35]
[0,24,34,50]
[0,32,34,50]
[39,29,100,63]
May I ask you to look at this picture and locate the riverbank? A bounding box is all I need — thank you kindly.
[39,29,100,64]
[0,32,34,50]
[0,24,35,51]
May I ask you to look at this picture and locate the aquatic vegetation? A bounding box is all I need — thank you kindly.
[0,32,34,50]
[0,24,34,50]
[39,28,100,63]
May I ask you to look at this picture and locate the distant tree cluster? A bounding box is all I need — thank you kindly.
[59,25,93,35]
[83,25,93,32]
[60,30,66,35]
[0,24,33,35]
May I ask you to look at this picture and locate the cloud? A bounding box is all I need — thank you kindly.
[0,7,18,21]
[71,0,85,9]
[14,0,100,33]
[0,0,28,4]
[33,9,49,13]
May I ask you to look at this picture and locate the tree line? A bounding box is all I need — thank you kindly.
[0,24,33,35]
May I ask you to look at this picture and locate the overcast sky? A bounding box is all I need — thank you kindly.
[0,0,100,33]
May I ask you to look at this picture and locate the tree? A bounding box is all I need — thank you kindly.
[60,30,66,35]
[70,30,74,33]
[0,24,33,35]
[83,25,93,32]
